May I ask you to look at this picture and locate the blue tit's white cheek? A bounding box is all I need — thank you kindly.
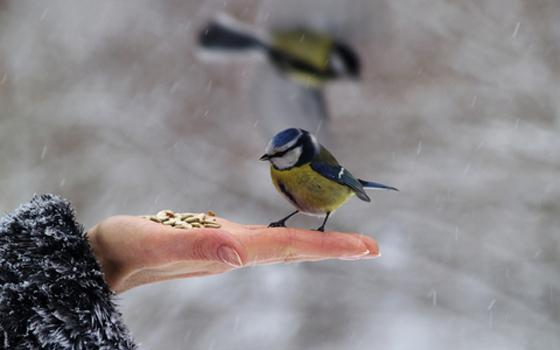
[271,147,302,170]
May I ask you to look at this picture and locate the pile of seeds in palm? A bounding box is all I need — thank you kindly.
[140,210,221,230]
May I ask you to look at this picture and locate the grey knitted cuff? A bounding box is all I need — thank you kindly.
[0,194,136,349]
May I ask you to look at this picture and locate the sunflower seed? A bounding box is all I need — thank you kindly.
[156,210,174,221]
[140,210,221,230]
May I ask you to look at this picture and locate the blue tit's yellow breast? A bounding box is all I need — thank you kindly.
[270,164,353,214]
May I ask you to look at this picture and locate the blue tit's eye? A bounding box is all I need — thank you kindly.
[272,128,302,150]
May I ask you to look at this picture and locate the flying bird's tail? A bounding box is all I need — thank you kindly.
[198,15,265,51]
[358,179,399,192]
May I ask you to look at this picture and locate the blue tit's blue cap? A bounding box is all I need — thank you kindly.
[271,128,304,149]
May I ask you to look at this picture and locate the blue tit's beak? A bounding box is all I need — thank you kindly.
[259,154,270,161]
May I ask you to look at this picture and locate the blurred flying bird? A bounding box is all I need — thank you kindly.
[260,128,397,231]
[198,15,361,88]
[198,14,362,144]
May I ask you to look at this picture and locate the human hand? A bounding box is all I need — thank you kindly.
[87,215,379,293]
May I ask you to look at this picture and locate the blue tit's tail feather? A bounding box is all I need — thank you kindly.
[199,19,264,51]
[358,179,399,191]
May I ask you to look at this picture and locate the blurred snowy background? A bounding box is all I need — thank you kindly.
[1,0,559,349]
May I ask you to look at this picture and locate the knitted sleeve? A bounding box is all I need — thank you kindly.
[0,194,136,349]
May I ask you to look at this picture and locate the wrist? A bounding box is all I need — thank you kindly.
[87,225,128,292]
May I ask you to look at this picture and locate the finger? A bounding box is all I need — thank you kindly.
[214,218,378,257]
[239,227,377,265]
[214,217,378,261]
[145,226,247,268]
[243,224,268,230]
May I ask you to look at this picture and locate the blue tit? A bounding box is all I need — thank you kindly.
[260,128,398,231]
[198,15,360,88]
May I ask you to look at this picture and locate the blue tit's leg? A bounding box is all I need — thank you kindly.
[268,210,299,228]
[316,212,331,232]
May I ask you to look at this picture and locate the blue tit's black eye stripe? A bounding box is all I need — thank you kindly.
[269,135,305,158]
[267,130,318,168]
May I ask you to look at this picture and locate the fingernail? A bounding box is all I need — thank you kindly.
[218,246,243,267]
[362,250,381,259]
[339,250,370,261]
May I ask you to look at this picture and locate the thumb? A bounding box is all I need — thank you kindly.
[152,228,247,268]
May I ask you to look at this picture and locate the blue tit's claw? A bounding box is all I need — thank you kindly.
[268,210,299,228]
[268,221,287,228]
[315,212,330,232]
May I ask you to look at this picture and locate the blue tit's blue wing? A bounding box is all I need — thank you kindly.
[315,145,339,165]
[310,161,371,202]
[358,179,399,191]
